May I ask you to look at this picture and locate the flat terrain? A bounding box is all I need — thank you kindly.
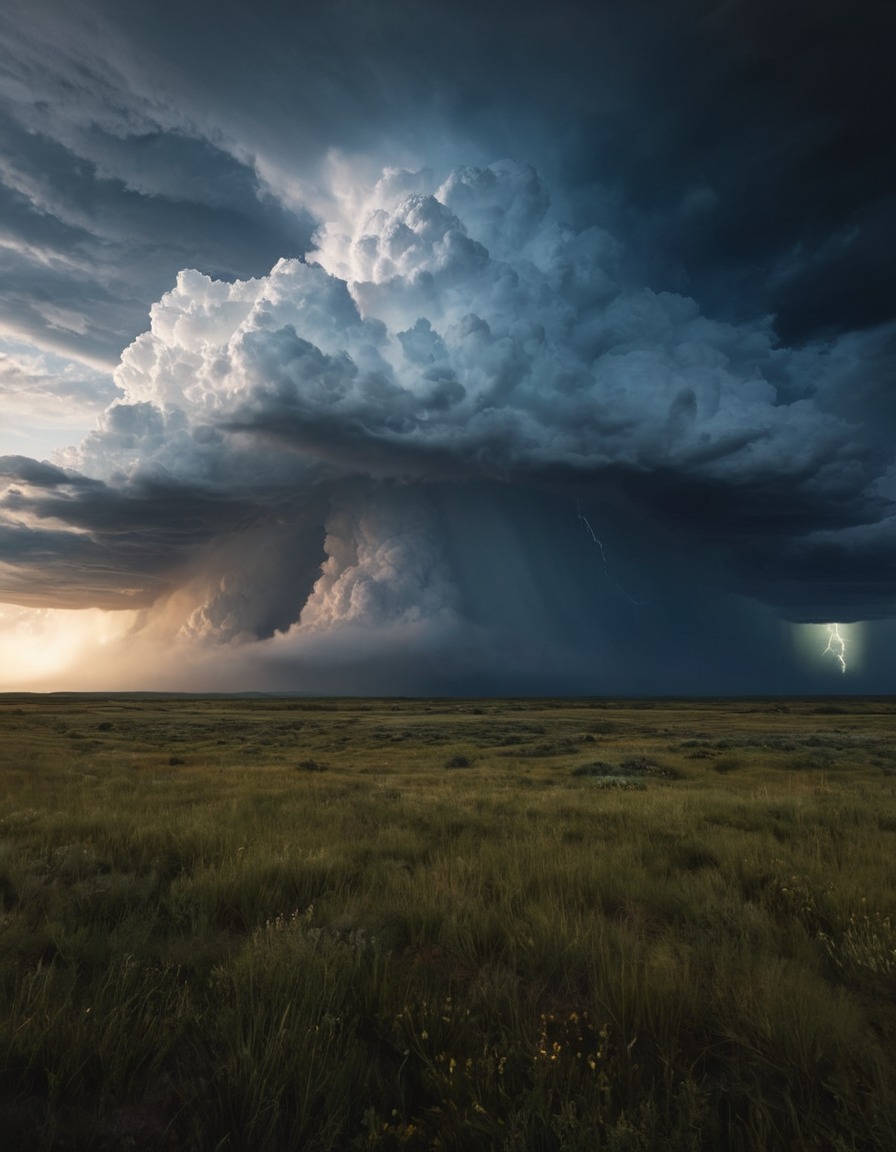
[1,695,895,1151]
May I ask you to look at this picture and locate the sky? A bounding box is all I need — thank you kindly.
[0,0,894,694]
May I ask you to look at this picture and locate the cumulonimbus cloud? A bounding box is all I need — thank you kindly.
[1,160,894,688]
[93,162,851,487]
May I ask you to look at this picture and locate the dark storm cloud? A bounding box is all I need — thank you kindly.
[1,158,892,646]
[0,450,254,606]
[0,455,85,488]
[2,0,892,352]
[546,0,896,344]
[0,443,329,623]
[0,2,892,690]
[0,26,313,363]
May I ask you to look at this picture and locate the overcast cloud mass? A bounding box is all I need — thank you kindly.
[0,0,894,693]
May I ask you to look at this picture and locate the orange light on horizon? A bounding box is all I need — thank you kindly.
[0,602,140,689]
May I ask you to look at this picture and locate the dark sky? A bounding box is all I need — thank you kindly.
[0,0,893,693]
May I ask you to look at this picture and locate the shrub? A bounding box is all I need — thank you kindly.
[296,758,328,772]
[444,754,472,769]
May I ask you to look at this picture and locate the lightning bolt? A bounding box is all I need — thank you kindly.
[576,500,647,606]
[823,623,847,673]
[576,500,607,564]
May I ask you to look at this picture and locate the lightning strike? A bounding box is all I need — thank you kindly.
[823,623,847,673]
[576,500,607,565]
[575,501,647,606]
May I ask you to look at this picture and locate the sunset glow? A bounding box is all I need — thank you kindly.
[0,603,139,689]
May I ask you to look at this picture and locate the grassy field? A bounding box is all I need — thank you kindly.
[1,694,895,1151]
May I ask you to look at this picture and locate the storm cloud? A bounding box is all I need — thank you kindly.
[0,1,893,692]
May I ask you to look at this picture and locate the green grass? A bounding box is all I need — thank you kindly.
[1,694,895,1150]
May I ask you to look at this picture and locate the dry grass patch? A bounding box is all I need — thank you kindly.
[0,694,894,1150]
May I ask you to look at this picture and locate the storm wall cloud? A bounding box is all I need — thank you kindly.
[0,0,893,692]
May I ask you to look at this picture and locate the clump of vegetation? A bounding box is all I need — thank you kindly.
[0,694,894,1150]
[572,756,679,781]
[444,753,472,768]
[819,907,896,985]
[570,760,615,777]
[587,774,647,790]
[712,753,744,773]
[295,757,328,772]
[511,738,581,758]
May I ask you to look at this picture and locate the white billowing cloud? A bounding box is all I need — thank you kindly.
[297,487,460,631]
[72,159,857,499]
[174,486,462,648]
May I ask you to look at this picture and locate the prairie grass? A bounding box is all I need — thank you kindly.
[0,694,895,1150]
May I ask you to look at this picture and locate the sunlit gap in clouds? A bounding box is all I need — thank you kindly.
[0,604,138,689]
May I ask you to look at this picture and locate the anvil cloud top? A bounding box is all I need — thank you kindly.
[0,0,893,693]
